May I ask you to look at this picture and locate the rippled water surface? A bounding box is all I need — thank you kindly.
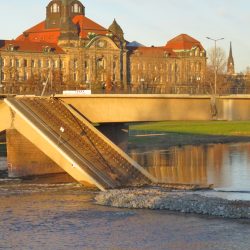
[0,183,250,250]
[1,143,250,249]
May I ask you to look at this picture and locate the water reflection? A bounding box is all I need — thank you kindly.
[0,157,7,171]
[129,143,250,190]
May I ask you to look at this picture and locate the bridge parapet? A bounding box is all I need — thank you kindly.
[57,94,250,122]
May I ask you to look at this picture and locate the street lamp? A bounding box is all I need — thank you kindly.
[206,37,224,95]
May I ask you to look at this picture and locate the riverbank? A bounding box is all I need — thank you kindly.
[129,121,250,149]
[95,188,250,219]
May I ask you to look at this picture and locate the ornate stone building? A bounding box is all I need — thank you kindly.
[0,0,207,94]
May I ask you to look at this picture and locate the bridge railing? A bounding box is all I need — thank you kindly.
[1,84,250,96]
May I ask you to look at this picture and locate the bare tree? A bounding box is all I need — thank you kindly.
[208,46,227,74]
[206,47,227,94]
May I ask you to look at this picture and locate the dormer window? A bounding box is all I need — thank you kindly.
[72,3,81,13]
[51,3,59,13]
[7,44,18,52]
[43,46,54,53]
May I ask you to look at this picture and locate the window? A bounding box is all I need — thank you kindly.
[45,60,50,68]
[23,59,28,67]
[51,3,59,13]
[100,73,104,81]
[31,60,35,68]
[2,72,6,81]
[97,58,105,69]
[84,61,88,69]
[16,72,20,81]
[73,72,78,81]
[160,76,163,83]
[38,60,42,68]
[50,60,54,68]
[73,60,78,69]
[72,3,81,13]
[16,59,20,68]
[2,58,6,67]
[10,59,14,67]
[84,74,88,82]
[24,71,28,81]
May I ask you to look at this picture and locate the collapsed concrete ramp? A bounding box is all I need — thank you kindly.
[4,97,154,190]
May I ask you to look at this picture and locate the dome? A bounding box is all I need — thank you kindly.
[108,19,124,42]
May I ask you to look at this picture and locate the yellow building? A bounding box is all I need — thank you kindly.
[0,0,206,94]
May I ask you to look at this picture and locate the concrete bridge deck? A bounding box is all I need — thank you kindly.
[57,94,250,123]
[1,97,154,190]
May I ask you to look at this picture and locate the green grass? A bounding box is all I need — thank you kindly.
[130,121,250,137]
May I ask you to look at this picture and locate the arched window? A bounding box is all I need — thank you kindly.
[51,3,59,13]
[72,3,81,13]
[97,58,105,70]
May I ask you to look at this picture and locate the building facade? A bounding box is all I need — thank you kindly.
[0,0,207,94]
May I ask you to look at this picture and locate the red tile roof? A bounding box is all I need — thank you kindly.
[16,15,109,44]
[165,34,204,50]
[0,40,65,54]
[73,15,108,38]
[131,46,176,57]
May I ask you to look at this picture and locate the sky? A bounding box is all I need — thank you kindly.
[0,0,250,72]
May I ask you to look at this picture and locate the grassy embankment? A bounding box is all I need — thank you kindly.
[129,121,250,148]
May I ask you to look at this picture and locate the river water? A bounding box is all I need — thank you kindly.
[1,142,250,249]
[0,183,250,250]
[129,142,250,191]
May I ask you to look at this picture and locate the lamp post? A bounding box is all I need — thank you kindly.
[206,37,224,95]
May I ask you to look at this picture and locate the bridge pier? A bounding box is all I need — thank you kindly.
[6,129,74,182]
[97,123,129,151]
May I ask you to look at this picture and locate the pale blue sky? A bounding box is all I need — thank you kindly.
[0,0,250,72]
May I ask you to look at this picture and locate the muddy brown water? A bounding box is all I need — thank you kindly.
[1,142,250,249]
[0,184,250,250]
